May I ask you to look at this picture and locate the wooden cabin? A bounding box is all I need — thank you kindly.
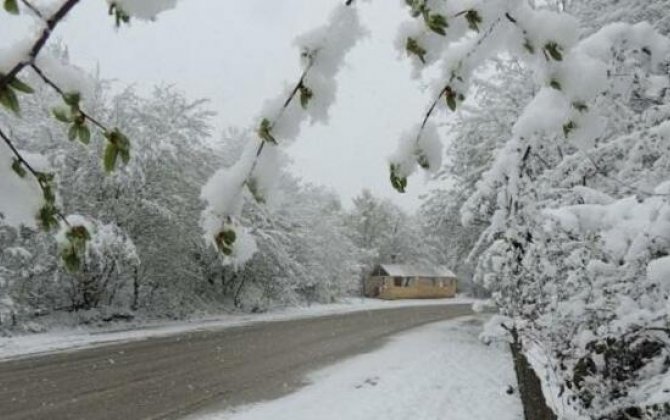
[364,264,458,299]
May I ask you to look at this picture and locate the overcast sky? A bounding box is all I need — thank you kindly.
[1,0,448,211]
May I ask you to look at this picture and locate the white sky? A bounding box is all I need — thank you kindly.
[0,0,449,211]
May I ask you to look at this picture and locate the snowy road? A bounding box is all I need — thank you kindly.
[0,303,472,419]
[199,315,523,420]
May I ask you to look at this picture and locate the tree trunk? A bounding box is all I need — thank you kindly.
[131,266,140,311]
[233,273,246,308]
[509,327,557,420]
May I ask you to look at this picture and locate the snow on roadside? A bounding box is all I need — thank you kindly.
[0,296,475,361]
[196,315,522,420]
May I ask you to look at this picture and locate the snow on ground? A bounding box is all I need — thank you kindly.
[196,315,522,420]
[0,296,475,361]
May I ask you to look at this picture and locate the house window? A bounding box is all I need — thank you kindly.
[394,277,402,287]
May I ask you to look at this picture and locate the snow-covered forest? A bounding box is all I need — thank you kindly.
[0,69,446,318]
[2,0,670,418]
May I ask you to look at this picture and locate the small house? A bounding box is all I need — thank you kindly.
[364,264,458,299]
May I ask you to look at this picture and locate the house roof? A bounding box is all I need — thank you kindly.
[377,264,456,278]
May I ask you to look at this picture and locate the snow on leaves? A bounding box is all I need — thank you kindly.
[200,2,365,265]
[391,0,670,416]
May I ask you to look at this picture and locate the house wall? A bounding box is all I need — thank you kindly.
[365,276,457,299]
[364,276,388,297]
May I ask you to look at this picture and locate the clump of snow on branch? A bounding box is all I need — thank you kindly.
[54,214,93,246]
[0,146,48,229]
[201,3,366,266]
[200,138,285,262]
[544,194,670,266]
[200,140,259,237]
[35,52,96,102]
[389,121,442,180]
[0,37,33,73]
[258,4,366,141]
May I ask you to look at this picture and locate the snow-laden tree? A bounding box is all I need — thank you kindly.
[363,0,670,417]
[1,0,180,274]
[388,2,670,417]
[206,128,363,311]
[347,189,435,268]
[418,185,484,295]
[417,56,535,293]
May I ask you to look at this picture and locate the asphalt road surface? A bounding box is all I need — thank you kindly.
[0,303,472,420]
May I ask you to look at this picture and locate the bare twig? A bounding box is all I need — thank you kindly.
[19,0,45,20]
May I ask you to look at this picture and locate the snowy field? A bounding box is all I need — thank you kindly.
[0,297,475,361]
[195,315,522,420]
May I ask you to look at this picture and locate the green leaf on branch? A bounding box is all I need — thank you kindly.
[465,10,482,32]
[104,128,130,171]
[523,39,535,55]
[3,0,18,14]
[78,124,91,144]
[68,124,78,141]
[0,86,20,114]
[426,13,448,36]
[573,102,588,112]
[108,3,130,27]
[299,85,313,110]
[66,225,91,250]
[405,37,427,64]
[389,163,408,193]
[405,0,427,18]
[52,107,72,123]
[36,172,56,204]
[416,152,430,170]
[61,225,91,272]
[563,121,576,138]
[446,95,456,111]
[61,246,81,272]
[63,92,81,108]
[103,142,119,173]
[11,158,26,178]
[544,42,563,61]
[119,147,130,164]
[257,118,277,144]
[8,76,33,94]
[215,228,237,256]
[37,203,59,231]
[444,86,461,111]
